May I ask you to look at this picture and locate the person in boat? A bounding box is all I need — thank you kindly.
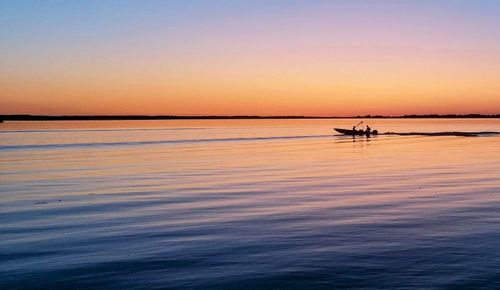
[365,125,371,134]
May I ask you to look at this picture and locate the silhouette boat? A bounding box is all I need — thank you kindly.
[334,128,378,136]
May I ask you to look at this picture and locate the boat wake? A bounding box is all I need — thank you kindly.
[0,134,332,151]
[383,131,500,137]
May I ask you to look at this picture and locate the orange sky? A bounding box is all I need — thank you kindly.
[1,1,499,116]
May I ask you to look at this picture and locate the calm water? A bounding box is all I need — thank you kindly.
[1,119,500,289]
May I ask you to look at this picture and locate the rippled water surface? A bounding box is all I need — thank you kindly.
[1,119,500,289]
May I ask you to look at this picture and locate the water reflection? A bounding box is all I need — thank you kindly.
[1,119,499,289]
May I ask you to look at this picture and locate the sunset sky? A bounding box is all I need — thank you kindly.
[1,0,499,116]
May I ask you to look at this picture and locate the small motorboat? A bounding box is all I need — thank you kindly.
[334,128,378,136]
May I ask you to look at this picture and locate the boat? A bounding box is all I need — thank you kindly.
[334,128,378,136]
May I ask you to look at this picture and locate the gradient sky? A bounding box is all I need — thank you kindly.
[1,0,499,116]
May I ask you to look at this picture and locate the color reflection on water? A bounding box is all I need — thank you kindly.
[1,119,499,289]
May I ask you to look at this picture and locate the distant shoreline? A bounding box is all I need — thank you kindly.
[1,114,499,121]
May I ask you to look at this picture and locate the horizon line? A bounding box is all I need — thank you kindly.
[1,113,500,121]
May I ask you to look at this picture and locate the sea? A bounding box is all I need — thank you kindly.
[1,118,499,289]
